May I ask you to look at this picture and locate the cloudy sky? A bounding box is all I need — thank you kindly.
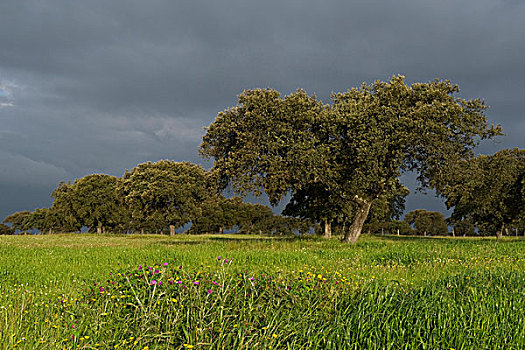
[1,0,524,220]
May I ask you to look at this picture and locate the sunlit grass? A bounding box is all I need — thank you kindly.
[0,234,524,349]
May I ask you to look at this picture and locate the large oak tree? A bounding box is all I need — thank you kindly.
[201,76,500,242]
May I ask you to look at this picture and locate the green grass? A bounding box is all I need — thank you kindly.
[0,234,524,349]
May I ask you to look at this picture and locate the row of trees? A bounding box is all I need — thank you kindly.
[3,76,524,241]
[2,161,311,235]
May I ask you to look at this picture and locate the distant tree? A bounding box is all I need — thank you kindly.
[404,209,448,236]
[0,223,14,235]
[452,218,476,237]
[438,148,525,238]
[282,184,339,238]
[2,211,33,234]
[51,182,82,233]
[363,185,410,234]
[201,76,501,243]
[388,220,413,235]
[237,203,275,234]
[24,208,53,234]
[67,174,129,234]
[119,160,212,235]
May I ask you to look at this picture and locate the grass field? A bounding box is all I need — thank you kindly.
[0,234,524,349]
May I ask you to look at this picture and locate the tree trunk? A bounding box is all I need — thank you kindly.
[97,222,102,234]
[169,225,175,236]
[323,219,332,239]
[219,227,223,234]
[452,227,455,238]
[397,228,400,236]
[48,228,53,235]
[342,200,372,243]
[496,224,503,239]
[141,228,144,235]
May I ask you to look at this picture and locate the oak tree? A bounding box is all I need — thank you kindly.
[201,76,500,242]
[439,148,525,238]
[118,160,212,235]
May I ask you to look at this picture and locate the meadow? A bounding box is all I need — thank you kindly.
[0,234,524,349]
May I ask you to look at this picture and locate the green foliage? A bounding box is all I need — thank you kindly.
[388,220,413,235]
[70,174,129,233]
[119,160,213,233]
[51,181,83,232]
[2,210,32,233]
[439,148,525,237]
[48,174,130,233]
[201,76,501,242]
[404,209,449,235]
[0,223,14,235]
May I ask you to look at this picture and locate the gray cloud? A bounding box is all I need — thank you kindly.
[1,0,524,219]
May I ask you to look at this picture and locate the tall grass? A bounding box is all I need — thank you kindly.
[0,234,524,349]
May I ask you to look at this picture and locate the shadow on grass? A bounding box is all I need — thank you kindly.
[154,240,207,246]
[153,234,318,246]
[375,234,524,245]
[207,236,302,243]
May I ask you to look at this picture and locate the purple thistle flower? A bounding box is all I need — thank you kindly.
[138,265,142,270]
[249,277,255,281]
[154,269,160,274]
[217,256,221,260]
[193,281,200,285]
[212,280,218,285]
[150,280,157,286]
[208,289,213,294]
[163,262,168,266]
[158,281,162,286]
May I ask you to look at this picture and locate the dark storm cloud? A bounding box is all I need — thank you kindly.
[1,0,524,219]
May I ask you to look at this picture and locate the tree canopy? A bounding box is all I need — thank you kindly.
[438,148,525,238]
[404,209,448,236]
[201,75,501,242]
[118,160,213,234]
[0,223,14,235]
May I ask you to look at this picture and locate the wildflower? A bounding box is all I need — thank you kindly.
[208,289,213,294]
[183,344,194,349]
[163,262,168,266]
[150,280,157,286]
[217,256,221,260]
[212,280,218,285]
[193,281,200,285]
